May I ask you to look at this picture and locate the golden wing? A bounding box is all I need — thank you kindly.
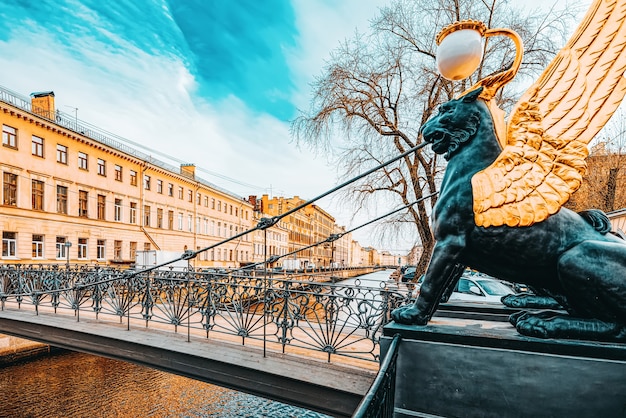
[472,0,626,228]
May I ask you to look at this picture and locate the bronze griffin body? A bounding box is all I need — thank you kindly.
[392,0,626,342]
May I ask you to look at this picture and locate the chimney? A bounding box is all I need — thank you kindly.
[249,195,262,212]
[30,91,55,120]
[180,164,195,179]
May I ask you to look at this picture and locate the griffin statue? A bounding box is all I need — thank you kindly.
[392,0,626,342]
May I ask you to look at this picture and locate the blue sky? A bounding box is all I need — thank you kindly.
[0,0,590,252]
[0,0,395,246]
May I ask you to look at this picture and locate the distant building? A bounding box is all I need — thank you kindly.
[0,86,253,268]
[248,196,289,267]
[252,194,350,268]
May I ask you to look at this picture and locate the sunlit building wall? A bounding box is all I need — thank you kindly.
[0,87,254,268]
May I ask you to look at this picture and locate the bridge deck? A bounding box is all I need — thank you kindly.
[0,306,376,417]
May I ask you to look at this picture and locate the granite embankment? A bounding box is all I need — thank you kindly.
[0,334,54,365]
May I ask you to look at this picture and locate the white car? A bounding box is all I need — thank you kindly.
[447,275,515,304]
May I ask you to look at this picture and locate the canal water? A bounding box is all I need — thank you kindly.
[0,270,394,418]
[0,350,331,418]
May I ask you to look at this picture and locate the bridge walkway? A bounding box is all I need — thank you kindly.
[0,304,377,417]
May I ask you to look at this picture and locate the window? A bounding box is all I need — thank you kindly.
[2,125,17,148]
[157,208,163,228]
[56,185,68,214]
[130,202,137,224]
[32,135,44,157]
[97,159,106,176]
[217,201,221,211]
[78,152,88,170]
[97,239,105,260]
[56,144,67,164]
[143,242,151,251]
[97,194,106,220]
[3,172,17,206]
[178,213,183,230]
[129,242,137,260]
[178,186,183,199]
[196,217,200,233]
[211,198,215,209]
[56,236,68,259]
[143,175,151,190]
[130,170,137,186]
[168,210,173,230]
[114,198,122,221]
[78,238,88,259]
[188,190,193,202]
[2,232,16,257]
[114,240,122,260]
[143,205,150,226]
[32,180,44,210]
[115,165,122,181]
[230,205,233,215]
[204,196,209,207]
[188,214,192,231]
[196,192,201,205]
[157,180,163,194]
[79,190,88,217]
[168,183,174,197]
[32,234,44,258]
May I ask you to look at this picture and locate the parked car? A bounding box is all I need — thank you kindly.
[501,280,531,294]
[389,268,402,281]
[401,267,417,282]
[447,275,515,304]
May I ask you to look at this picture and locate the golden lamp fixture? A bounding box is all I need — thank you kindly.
[432,0,626,228]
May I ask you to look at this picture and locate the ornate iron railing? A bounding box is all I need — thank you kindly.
[352,333,401,417]
[0,264,412,363]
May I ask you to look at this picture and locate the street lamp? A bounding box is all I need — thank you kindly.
[435,19,523,93]
[65,241,72,271]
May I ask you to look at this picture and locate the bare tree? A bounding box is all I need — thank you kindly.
[292,0,579,274]
[567,107,626,213]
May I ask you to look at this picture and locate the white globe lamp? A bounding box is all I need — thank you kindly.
[436,21,487,81]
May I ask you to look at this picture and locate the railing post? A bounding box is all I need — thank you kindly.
[187,269,191,343]
[263,229,268,358]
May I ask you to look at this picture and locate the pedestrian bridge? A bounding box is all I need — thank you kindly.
[0,265,413,417]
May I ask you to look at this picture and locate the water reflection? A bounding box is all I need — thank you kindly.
[0,351,330,418]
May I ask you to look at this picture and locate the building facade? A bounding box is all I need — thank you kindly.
[1,87,254,268]
[255,194,351,268]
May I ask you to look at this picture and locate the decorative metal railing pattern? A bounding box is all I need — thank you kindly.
[0,264,413,363]
[352,333,401,417]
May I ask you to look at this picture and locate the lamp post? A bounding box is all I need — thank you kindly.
[65,241,72,271]
[435,20,523,95]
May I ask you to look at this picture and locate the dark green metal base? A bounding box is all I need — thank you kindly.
[382,308,626,418]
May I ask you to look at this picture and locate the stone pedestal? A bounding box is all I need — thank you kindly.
[382,308,626,418]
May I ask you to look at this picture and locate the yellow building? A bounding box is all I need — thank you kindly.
[257,194,338,268]
[248,195,289,267]
[1,87,253,268]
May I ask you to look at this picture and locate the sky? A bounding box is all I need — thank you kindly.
[0,0,590,253]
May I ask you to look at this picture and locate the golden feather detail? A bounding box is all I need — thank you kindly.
[472,0,626,227]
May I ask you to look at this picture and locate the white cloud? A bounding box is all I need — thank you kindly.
[0,2,409,252]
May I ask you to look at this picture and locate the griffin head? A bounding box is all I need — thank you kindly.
[421,87,483,160]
